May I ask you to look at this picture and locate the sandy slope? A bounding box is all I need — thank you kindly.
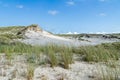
[20,30,74,46]
[19,29,120,46]
[34,61,98,80]
[25,30,71,41]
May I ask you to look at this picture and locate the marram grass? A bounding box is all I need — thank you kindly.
[0,39,120,80]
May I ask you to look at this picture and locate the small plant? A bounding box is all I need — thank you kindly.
[27,65,34,80]
[29,24,38,27]
[26,54,37,64]
[45,45,58,67]
[61,47,73,69]
[96,66,120,80]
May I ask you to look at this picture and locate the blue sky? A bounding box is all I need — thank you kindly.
[0,0,120,33]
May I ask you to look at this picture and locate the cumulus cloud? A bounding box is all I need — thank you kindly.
[73,32,79,34]
[74,0,83,1]
[16,5,24,9]
[96,13,107,17]
[66,1,75,6]
[99,0,109,2]
[66,32,79,34]
[66,32,73,34]
[99,0,105,2]
[99,13,107,16]
[48,10,59,15]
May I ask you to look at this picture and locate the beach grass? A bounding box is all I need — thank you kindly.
[0,37,120,79]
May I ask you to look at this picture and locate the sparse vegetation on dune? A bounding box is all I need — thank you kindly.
[0,26,25,40]
[0,39,120,63]
[58,33,120,41]
[0,40,74,68]
[0,26,25,37]
[72,42,120,62]
[0,41,120,79]
[0,26,25,33]
[0,24,43,40]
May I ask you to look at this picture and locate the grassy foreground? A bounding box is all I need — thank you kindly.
[0,39,120,79]
[0,40,120,64]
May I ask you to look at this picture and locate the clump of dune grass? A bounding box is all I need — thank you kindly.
[95,63,120,80]
[60,46,73,69]
[72,42,120,62]
[71,42,120,80]
[44,44,74,69]
[44,45,58,67]
[0,40,74,68]
[26,65,34,80]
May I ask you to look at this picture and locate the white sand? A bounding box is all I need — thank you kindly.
[20,29,120,46]
[34,61,98,80]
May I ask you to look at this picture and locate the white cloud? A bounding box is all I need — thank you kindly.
[16,5,24,9]
[66,32,79,34]
[73,32,79,34]
[96,32,107,34]
[99,13,107,16]
[99,0,105,2]
[66,32,73,34]
[96,13,107,16]
[99,0,109,2]
[66,1,75,6]
[48,10,59,15]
